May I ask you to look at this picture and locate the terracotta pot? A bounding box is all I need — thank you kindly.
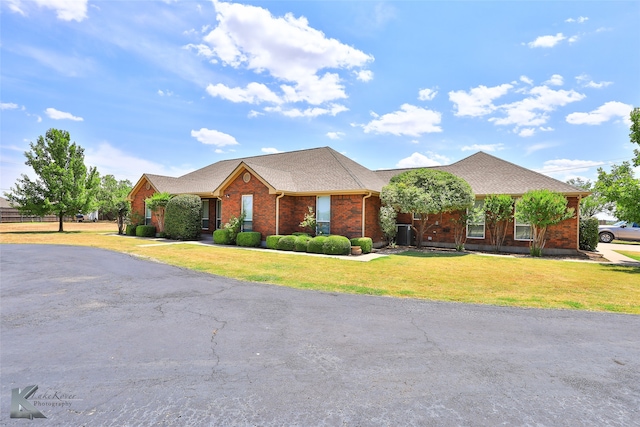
[351,246,362,256]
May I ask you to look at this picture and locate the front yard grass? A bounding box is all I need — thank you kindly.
[617,251,640,262]
[1,223,639,314]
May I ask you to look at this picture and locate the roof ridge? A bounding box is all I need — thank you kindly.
[326,147,367,188]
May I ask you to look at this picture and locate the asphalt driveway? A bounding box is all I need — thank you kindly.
[1,245,639,426]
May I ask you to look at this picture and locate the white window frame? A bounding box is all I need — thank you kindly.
[216,199,222,230]
[145,202,152,226]
[201,199,210,230]
[316,196,331,235]
[514,210,532,241]
[466,200,485,239]
[241,195,253,232]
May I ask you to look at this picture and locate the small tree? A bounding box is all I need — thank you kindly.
[115,200,130,235]
[515,189,575,257]
[299,206,316,235]
[223,211,245,244]
[378,205,397,246]
[96,175,132,220]
[381,169,474,248]
[483,194,514,252]
[566,178,611,219]
[4,128,99,232]
[145,192,172,233]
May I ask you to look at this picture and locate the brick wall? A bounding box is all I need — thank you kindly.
[130,178,157,228]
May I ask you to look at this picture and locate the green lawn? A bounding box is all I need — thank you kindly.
[617,251,640,262]
[1,225,639,314]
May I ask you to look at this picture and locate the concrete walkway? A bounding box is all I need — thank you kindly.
[595,242,640,267]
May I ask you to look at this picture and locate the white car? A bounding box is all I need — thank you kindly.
[598,221,640,243]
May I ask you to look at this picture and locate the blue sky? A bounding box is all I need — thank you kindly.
[1,0,639,195]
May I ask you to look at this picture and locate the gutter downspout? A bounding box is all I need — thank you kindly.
[576,195,582,250]
[362,192,373,237]
[275,192,285,235]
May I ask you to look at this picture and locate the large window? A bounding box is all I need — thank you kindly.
[216,199,222,230]
[201,199,209,230]
[242,195,253,232]
[467,200,485,239]
[514,212,532,240]
[145,203,152,225]
[316,196,331,235]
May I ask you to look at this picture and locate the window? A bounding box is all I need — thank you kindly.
[145,203,152,225]
[316,196,331,235]
[514,213,532,240]
[201,199,209,230]
[467,200,485,239]
[216,199,222,230]
[242,195,253,232]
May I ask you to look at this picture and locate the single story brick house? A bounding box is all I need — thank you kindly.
[129,147,588,254]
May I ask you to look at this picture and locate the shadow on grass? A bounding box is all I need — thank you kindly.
[0,231,81,235]
[396,250,469,259]
[599,264,640,275]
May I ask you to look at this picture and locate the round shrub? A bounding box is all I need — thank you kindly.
[350,237,373,254]
[266,235,285,249]
[294,235,311,252]
[164,194,202,241]
[276,235,296,251]
[323,235,351,255]
[213,229,232,245]
[237,231,261,247]
[135,225,156,237]
[125,224,137,236]
[579,217,599,251]
[306,236,328,254]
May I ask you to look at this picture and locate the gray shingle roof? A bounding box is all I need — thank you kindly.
[375,151,589,196]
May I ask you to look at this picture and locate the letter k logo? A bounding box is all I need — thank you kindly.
[10,385,46,419]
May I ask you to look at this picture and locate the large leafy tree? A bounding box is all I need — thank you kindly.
[96,174,132,220]
[565,178,611,219]
[5,129,99,232]
[515,189,575,257]
[630,107,639,166]
[381,169,474,248]
[483,194,514,253]
[595,163,640,223]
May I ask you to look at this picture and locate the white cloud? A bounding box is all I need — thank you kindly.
[576,74,613,89]
[449,84,512,117]
[525,143,555,155]
[11,0,89,21]
[194,1,373,107]
[261,147,282,154]
[85,142,193,183]
[206,82,281,104]
[489,85,585,129]
[363,104,442,137]
[157,90,173,97]
[461,143,505,152]
[326,131,345,140]
[418,88,438,101]
[248,110,264,118]
[537,159,604,177]
[527,33,566,48]
[544,74,564,86]
[520,76,534,86]
[355,70,373,82]
[396,152,446,168]
[1,103,20,110]
[45,107,83,121]
[190,128,239,147]
[265,104,348,118]
[518,128,536,137]
[568,35,579,43]
[566,16,589,23]
[566,101,633,126]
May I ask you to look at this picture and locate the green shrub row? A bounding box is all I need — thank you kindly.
[266,234,369,256]
[126,224,137,236]
[136,225,156,237]
[237,232,261,247]
[579,217,599,251]
[213,228,233,245]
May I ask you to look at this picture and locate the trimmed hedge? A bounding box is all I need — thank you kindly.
[237,232,261,247]
[213,229,232,245]
[579,217,599,251]
[136,225,156,237]
[292,232,310,237]
[307,236,327,254]
[350,237,373,254]
[276,235,297,251]
[125,224,137,236]
[323,235,351,255]
[294,235,312,252]
[266,235,285,249]
[164,194,201,241]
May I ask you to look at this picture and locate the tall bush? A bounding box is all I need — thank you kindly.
[378,205,397,246]
[144,192,172,233]
[323,235,351,255]
[164,194,202,241]
[350,237,373,254]
[307,236,328,254]
[579,217,599,251]
[237,232,261,247]
[484,194,514,252]
[223,212,245,244]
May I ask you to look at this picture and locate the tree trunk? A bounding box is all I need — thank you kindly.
[58,213,64,232]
